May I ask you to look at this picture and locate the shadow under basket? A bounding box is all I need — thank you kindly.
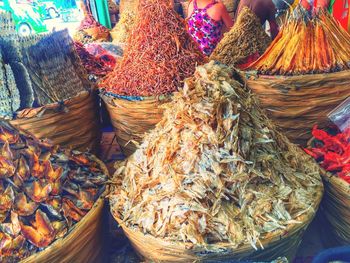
[101,94,171,156]
[246,70,350,146]
[10,91,101,154]
[21,157,109,263]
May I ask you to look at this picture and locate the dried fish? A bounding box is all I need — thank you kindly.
[110,62,322,250]
[0,121,107,261]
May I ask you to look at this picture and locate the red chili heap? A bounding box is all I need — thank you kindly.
[74,42,113,78]
[99,0,205,97]
[305,126,350,183]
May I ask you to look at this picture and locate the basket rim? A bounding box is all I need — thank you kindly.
[111,183,323,256]
[20,156,109,263]
[13,90,91,120]
[244,69,350,80]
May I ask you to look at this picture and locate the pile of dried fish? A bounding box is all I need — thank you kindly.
[210,7,271,67]
[110,62,322,249]
[0,121,107,261]
[247,9,350,75]
[99,0,205,97]
[111,11,136,44]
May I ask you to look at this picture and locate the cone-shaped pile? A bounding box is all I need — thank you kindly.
[110,61,323,249]
[210,7,271,67]
[248,9,350,75]
[99,0,205,97]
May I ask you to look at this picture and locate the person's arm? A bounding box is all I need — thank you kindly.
[268,4,279,39]
[187,0,194,19]
[218,3,234,29]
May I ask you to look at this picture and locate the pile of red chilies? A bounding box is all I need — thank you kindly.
[305,126,350,183]
[75,42,112,77]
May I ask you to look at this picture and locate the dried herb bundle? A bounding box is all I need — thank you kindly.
[99,0,205,97]
[110,62,322,249]
[248,9,350,75]
[210,7,271,67]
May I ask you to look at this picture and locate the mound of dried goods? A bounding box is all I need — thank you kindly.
[99,0,205,97]
[75,42,113,78]
[111,11,136,44]
[74,13,110,44]
[210,7,271,67]
[305,126,350,183]
[110,62,322,249]
[0,121,107,261]
[247,9,350,75]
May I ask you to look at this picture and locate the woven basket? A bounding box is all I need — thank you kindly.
[101,94,171,156]
[21,157,109,263]
[112,143,324,262]
[182,0,239,17]
[10,91,101,153]
[246,70,350,146]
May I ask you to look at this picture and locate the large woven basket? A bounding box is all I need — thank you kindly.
[112,144,324,262]
[246,70,350,146]
[21,157,109,263]
[101,94,171,156]
[182,0,239,17]
[10,91,101,154]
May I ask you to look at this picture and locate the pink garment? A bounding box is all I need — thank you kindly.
[187,0,223,56]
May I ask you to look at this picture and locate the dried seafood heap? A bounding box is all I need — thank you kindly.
[99,0,205,97]
[74,42,112,78]
[305,126,350,183]
[110,62,322,249]
[73,12,110,44]
[210,7,271,67]
[0,121,107,261]
[247,10,350,75]
[111,11,136,44]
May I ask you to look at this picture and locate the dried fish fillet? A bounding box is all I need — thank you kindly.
[110,62,322,250]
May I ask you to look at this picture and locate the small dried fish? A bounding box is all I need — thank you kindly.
[110,61,322,250]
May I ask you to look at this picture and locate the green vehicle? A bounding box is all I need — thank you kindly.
[0,0,48,36]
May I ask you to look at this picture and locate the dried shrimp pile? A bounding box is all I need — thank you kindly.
[99,0,205,97]
[75,42,112,78]
[247,10,350,75]
[111,11,136,44]
[0,121,107,261]
[110,62,323,249]
[210,7,271,67]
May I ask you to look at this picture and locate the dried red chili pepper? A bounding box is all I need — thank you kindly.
[305,126,350,183]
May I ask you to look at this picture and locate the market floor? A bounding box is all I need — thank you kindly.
[100,130,334,263]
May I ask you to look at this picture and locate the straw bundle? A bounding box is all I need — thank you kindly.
[246,70,350,145]
[10,91,100,154]
[101,94,170,156]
